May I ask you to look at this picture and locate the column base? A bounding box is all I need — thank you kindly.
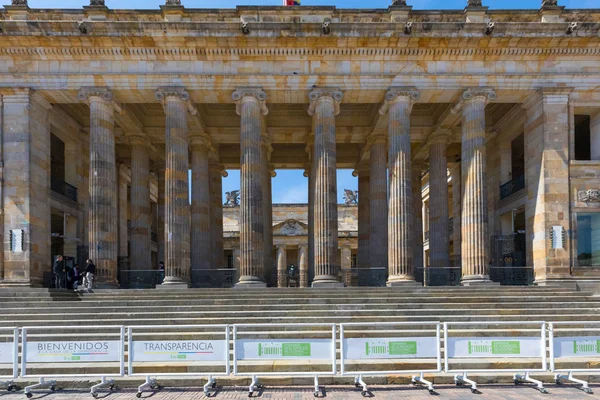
[235,282,267,288]
[311,275,344,288]
[156,282,190,290]
[460,275,499,286]
[534,277,577,290]
[386,279,421,287]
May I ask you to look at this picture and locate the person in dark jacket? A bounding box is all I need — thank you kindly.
[53,255,65,289]
[84,259,96,290]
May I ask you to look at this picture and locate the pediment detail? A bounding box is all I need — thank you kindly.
[272,219,308,237]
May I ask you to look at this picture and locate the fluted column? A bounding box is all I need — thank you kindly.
[156,87,194,287]
[78,87,120,286]
[380,87,420,286]
[451,163,462,263]
[190,137,211,284]
[428,132,451,281]
[233,88,268,287]
[276,245,287,288]
[453,88,496,285]
[209,163,225,269]
[369,137,388,270]
[130,136,152,271]
[299,244,309,288]
[356,170,370,269]
[117,164,129,261]
[341,245,352,287]
[308,89,344,287]
[156,162,166,265]
[412,160,425,283]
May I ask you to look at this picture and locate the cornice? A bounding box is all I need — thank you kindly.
[2,46,600,60]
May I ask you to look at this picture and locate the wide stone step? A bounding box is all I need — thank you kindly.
[2,307,598,321]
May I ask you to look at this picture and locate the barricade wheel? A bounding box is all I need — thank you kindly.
[470,388,479,394]
[26,393,33,399]
[92,393,98,398]
[514,379,520,385]
[455,381,462,386]
[361,391,367,397]
[355,383,360,388]
[539,388,548,394]
[583,388,593,394]
[428,389,435,395]
[555,378,561,385]
[50,386,56,391]
[248,393,252,398]
[212,382,217,389]
[110,385,115,391]
[136,392,142,398]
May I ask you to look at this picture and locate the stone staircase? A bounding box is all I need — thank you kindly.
[0,286,599,389]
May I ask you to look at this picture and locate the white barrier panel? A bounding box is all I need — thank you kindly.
[0,328,18,381]
[444,321,548,393]
[21,326,125,378]
[238,339,331,360]
[344,337,438,360]
[132,340,227,362]
[340,322,441,394]
[447,337,541,358]
[549,321,600,394]
[128,324,230,376]
[26,341,121,363]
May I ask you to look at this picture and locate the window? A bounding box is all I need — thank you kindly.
[577,213,600,267]
[511,133,525,179]
[227,252,234,269]
[351,253,357,268]
[575,115,591,161]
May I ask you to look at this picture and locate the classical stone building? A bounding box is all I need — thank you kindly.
[0,0,599,289]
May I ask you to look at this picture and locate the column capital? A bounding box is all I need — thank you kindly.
[428,129,452,146]
[298,244,308,251]
[451,87,496,114]
[412,158,428,171]
[189,135,211,152]
[78,87,122,113]
[276,244,287,250]
[352,166,369,177]
[379,87,420,115]
[308,88,343,116]
[128,134,150,147]
[232,87,268,116]
[155,86,197,115]
[209,162,228,177]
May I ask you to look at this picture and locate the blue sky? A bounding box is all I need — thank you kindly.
[0,0,592,11]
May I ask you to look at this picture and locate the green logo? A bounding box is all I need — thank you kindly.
[257,342,311,357]
[573,340,600,354]
[468,340,520,355]
[364,341,417,356]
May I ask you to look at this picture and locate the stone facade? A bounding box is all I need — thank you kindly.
[1,3,600,289]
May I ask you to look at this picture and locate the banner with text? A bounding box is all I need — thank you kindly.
[132,340,227,362]
[343,337,438,359]
[553,336,600,357]
[447,337,541,358]
[26,341,121,363]
[0,343,14,363]
[237,339,332,360]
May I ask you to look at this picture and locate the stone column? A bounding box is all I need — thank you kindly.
[428,132,451,280]
[276,245,287,288]
[298,244,308,288]
[412,160,425,283]
[117,164,129,264]
[233,88,268,287]
[156,162,166,265]
[129,136,151,272]
[78,87,120,286]
[380,87,420,286]
[308,89,344,287]
[341,245,352,287]
[356,170,370,269]
[453,88,496,285]
[190,136,211,284]
[523,88,571,284]
[155,87,194,287]
[450,163,462,262]
[369,137,388,270]
[1,90,52,286]
[209,163,225,269]
[304,162,315,284]
[592,112,600,161]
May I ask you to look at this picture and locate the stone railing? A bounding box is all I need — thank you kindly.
[500,174,525,200]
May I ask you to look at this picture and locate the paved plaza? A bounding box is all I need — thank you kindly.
[1,385,598,400]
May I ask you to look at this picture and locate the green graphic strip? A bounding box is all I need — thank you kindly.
[491,341,520,355]
[389,341,417,356]
[282,343,311,357]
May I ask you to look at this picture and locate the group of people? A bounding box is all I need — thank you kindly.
[52,256,96,291]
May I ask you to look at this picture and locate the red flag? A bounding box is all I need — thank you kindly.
[283,0,301,5]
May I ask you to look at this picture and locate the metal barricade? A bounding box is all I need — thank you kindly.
[233,323,336,398]
[340,322,441,396]
[128,324,229,398]
[444,321,548,394]
[21,325,125,398]
[0,328,19,392]
[549,321,600,394]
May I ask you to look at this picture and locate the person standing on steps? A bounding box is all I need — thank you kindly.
[84,259,96,290]
[53,255,65,289]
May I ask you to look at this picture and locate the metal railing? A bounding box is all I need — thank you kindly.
[118,269,164,289]
[424,230,430,242]
[191,269,236,288]
[50,177,78,202]
[341,267,387,287]
[500,174,525,200]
